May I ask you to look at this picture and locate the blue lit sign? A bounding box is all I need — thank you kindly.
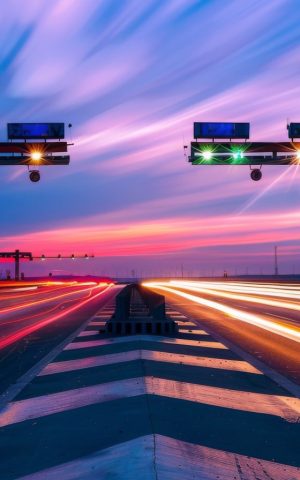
[194,122,250,139]
[7,123,65,140]
[288,123,300,139]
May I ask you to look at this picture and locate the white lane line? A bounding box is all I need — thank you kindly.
[77,330,99,337]
[38,349,261,376]
[171,318,189,322]
[14,434,300,480]
[14,436,156,480]
[0,379,146,426]
[1,376,299,427]
[39,350,142,375]
[146,377,300,422]
[88,321,106,326]
[179,329,209,335]
[63,336,227,351]
[176,322,196,326]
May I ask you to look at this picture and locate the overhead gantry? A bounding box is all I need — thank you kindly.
[188,122,300,180]
[0,250,94,280]
[0,122,71,182]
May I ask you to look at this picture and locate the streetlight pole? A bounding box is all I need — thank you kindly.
[274,246,279,276]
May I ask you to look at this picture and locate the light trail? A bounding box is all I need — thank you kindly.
[0,283,100,316]
[168,281,300,312]
[170,281,300,299]
[0,280,76,288]
[143,282,300,344]
[0,286,38,293]
[0,284,68,302]
[0,284,113,350]
[0,287,96,327]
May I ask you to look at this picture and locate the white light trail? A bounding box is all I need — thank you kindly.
[143,282,300,343]
[168,281,300,312]
[171,280,300,299]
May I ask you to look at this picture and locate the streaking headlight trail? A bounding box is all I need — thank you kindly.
[0,283,114,350]
[168,280,300,312]
[143,282,300,344]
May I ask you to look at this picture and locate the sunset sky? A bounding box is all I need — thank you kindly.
[1,0,300,277]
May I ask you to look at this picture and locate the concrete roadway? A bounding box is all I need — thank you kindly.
[0,280,121,398]
[144,280,300,386]
[1,282,299,479]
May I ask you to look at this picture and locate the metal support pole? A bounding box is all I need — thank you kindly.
[15,249,20,281]
[274,246,278,276]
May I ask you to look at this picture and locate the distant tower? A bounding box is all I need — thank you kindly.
[274,246,278,276]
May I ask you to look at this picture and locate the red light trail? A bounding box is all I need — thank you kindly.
[0,282,114,350]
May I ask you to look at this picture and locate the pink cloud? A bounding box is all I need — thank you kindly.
[1,209,300,258]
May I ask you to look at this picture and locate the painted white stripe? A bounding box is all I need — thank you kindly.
[146,377,300,422]
[77,330,99,337]
[14,434,300,480]
[0,378,146,427]
[176,321,195,326]
[64,335,227,351]
[159,435,300,480]
[38,350,261,376]
[1,377,299,427]
[39,350,141,375]
[88,321,106,326]
[179,329,208,335]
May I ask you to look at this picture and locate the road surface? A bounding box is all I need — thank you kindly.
[144,280,300,385]
[0,279,300,479]
[0,280,120,396]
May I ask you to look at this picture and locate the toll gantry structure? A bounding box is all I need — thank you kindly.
[0,250,94,280]
[0,122,71,182]
[188,121,300,180]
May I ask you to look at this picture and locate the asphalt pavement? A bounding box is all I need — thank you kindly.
[143,280,300,385]
[0,281,121,398]
[0,280,299,479]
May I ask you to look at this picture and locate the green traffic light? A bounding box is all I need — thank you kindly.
[233,151,244,160]
[201,150,213,161]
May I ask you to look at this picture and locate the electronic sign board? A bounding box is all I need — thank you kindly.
[194,122,250,139]
[7,123,65,140]
[288,123,300,139]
